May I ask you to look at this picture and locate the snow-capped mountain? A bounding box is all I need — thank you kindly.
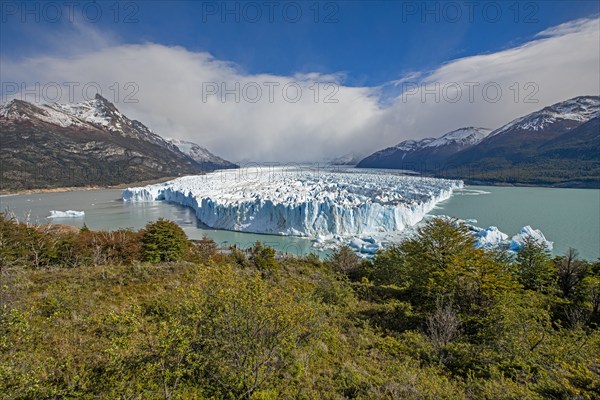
[0,95,234,191]
[1,94,185,156]
[167,138,238,170]
[425,127,492,147]
[357,127,491,170]
[489,96,599,137]
[445,96,600,186]
[396,138,435,151]
[328,151,367,166]
[357,95,599,187]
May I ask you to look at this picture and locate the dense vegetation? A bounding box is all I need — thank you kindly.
[1,213,599,399]
[439,159,600,188]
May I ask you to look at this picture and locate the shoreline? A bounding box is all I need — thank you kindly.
[0,176,179,196]
[461,180,600,190]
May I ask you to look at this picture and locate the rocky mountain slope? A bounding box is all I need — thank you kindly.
[357,96,600,187]
[0,95,236,192]
[444,96,599,186]
[167,138,238,171]
[357,127,492,170]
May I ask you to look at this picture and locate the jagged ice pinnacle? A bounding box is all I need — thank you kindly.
[123,167,463,237]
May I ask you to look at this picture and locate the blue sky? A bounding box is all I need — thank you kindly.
[2,1,598,86]
[1,1,599,161]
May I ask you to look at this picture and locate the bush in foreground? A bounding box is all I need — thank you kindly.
[141,218,189,263]
[1,214,599,399]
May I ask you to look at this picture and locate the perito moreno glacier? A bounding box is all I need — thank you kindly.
[122,167,463,238]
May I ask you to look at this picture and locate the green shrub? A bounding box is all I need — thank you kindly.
[140,218,189,263]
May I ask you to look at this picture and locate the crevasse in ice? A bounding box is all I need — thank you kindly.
[123,167,463,237]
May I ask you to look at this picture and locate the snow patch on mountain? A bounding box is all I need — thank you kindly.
[123,167,463,238]
[490,96,600,136]
[0,101,30,120]
[167,138,237,167]
[423,127,492,148]
[328,152,367,165]
[391,127,491,152]
[1,95,176,150]
[50,99,114,127]
[395,138,434,151]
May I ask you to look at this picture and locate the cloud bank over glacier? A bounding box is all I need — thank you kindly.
[1,17,598,162]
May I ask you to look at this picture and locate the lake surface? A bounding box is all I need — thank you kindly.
[1,184,599,260]
[0,189,318,257]
[431,186,600,260]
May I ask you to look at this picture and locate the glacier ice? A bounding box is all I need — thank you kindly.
[474,226,509,249]
[122,168,553,255]
[415,216,552,255]
[464,221,552,252]
[48,210,85,218]
[348,238,381,254]
[509,225,553,251]
[123,167,463,238]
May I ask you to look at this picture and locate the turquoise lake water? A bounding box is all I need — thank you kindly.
[431,186,599,260]
[0,189,316,257]
[1,184,599,260]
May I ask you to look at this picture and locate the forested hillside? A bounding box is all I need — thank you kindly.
[1,214,599,399]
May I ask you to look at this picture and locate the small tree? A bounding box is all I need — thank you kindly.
[515,236,555,292]
[426,297,461,350]
[195,235,218,264]
[195,267,314,398]
[141,219,189,263]
[400,218,475,302]
[555,248,589,300]
[586,276,600,316]
[399,218,516,313]
[249,242,278,277]
[371,245,407,286]
[328,245,361,276]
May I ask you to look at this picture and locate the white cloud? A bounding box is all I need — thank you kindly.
[375,17,600,147]
[536,17,599,37]
[1,17,598,162]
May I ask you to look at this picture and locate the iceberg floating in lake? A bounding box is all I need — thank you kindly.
[48,210,85,218]
[471,224,552,252]
[123,167,463,238]
[348,237,382,254]
[429,216,553,254]
[474,226,509,249]
[509,225,553,251]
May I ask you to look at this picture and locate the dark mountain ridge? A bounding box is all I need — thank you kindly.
[357,96,600,188]
[0,95,237,192]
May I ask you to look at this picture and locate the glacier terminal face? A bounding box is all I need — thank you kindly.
[122,167,463,238]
